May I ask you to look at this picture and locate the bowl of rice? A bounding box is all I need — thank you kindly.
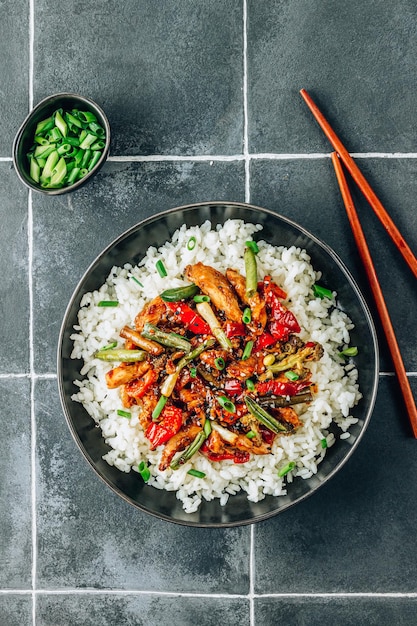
[58,201,379,527]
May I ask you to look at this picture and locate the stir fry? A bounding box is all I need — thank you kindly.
[95,245,323,473]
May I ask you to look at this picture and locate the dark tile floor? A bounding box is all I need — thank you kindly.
[1,1,417,624]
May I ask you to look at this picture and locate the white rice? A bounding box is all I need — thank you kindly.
[70,219,361,513]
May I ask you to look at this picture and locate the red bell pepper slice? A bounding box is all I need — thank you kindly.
[256,379,311,397]
[223,379,244,397]
[253,332,277,352]
[200,441,250,464]
[145,405,183,449]
[224,321,246,338]
[165,301,211,335]
[259,275,287,301]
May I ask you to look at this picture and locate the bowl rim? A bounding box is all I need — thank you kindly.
[57,200,380,527]
[12,92,111,196]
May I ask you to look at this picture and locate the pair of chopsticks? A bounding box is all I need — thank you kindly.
[300,88,417,438]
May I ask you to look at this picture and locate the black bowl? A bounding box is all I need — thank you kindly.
[12,92,110,195]
[57,201,379,527]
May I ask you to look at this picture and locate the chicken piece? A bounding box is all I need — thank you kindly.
[199,349,230,378]
[275,406,303,432]
[134,296,167,332]
[226,268,267,334]
[136,391,158,431]
[184,262,242,322]
[105,361,151,389]
[226,354,265,380]
[158,423,202,471]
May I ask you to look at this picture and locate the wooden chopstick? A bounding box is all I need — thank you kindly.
[300,88,417,280]
[331,152,417,437]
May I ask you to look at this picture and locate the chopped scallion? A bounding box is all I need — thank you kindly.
[339,346,358,358]
[217,395,236,413]
[130,275,144,287]
[278,461,296,477]
[242,307,252,324]
[313,284,333,299]
[187,469,206,478]
[245,240,259,254]
[246,379,255,391]
[246,430,257,439]
[193,294,210,303]
[285,370,299,381]
[214,357,225,370]
[138,461,151,482]
[97,300,119,307]
[117,409,131,418]
[242,340,254,360]
[100,341,117,351]
[152,395,168,421]
[321,438,328,449]
[187,236,197,250]
[156,259,167,277]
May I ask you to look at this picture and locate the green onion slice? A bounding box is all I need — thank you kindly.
[313,284,333,299]
[97,300,119,307]
[138,461,151,482]
[187,469,206,478]
[152,395,168,421]
[187,236,197,250]
[242,307,252,324]
[246,430,257,439]
[245,240,259,254]
[246,379,255,391]
[130,275,144,287]
[156,260,167,277]
[278,461,296,477]
[339,346,358,358]
[242,340,254,360]
[214,357,225,370]
[285,370,299,381]
[193,294,210,303]
[217,395,236,413]
[117,409,131,418]
[190,367,197,378]
[321,438,328,449]
[100,341,117,351]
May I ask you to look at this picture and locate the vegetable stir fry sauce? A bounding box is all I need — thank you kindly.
[94,245,324,474]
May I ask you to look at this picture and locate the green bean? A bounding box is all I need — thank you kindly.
[142,322,191,353]
[244,396,288,434]
[160,283,199,302]
[170,430,206,470]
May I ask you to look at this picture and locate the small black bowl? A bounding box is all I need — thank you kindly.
[58,202,379,527]
[12,92,110,195]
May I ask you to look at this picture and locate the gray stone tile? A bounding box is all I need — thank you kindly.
[37,594,250,626]
[0,163,30,374]
[0,1,29,156]
[32,160,245,374]
[33,0,244,156]
[250,157,417,371]
[36,378,250,592]
[0,379,32,589]
[0,595,32,626]
[253,377,417,593]
[255,596,417,626]
[247,0,417,153]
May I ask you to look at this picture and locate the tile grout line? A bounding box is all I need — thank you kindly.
[243,0,250,204]
[4,152,417,163]
[242,5,255,625]
[28,1,36,624]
